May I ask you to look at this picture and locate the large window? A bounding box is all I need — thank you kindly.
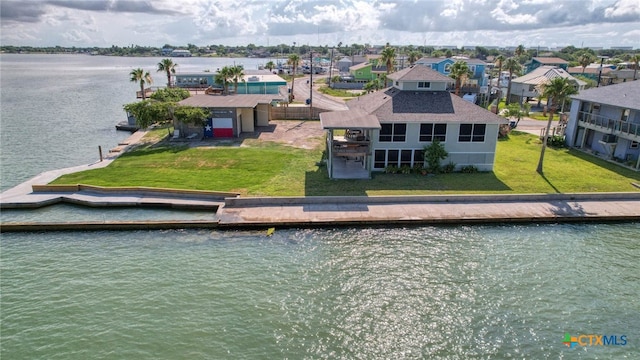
[420,123,447,142]
[379,123,406,142]
[373,149,423,169]
[459,124,486,142]
[417,81,431,89]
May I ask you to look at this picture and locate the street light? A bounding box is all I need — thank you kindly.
[597,56,609,87]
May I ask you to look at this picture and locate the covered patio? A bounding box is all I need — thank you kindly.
[320,109,381,179]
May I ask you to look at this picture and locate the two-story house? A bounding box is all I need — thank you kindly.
[349,62,388,83]
[414,57,488,90]
[565,80,640,170]
[319,66,508,179]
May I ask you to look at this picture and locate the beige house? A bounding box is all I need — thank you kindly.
[320,66,508,179]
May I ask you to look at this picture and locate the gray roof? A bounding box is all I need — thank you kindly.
[571,80,640,110]
[179,94,283,108]
[345,88,507,124]
[512,66,586,86]
[320,108,381,129]
[387,66,453,83]
[416,57,487,65]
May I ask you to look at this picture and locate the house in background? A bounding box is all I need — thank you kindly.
[174,70,286,94]
[320,66,507,179]
[565,80,640,170]
[414,57,488,89]
[509,66,586,104]
[567,65,613,81]
[349,62,388,83]
[524,57,569,74]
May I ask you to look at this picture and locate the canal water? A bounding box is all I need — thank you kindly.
[1,54,638,358]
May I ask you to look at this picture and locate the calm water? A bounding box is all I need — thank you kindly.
[1,55,639,358]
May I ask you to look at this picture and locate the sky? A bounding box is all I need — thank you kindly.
[1,0,639,49]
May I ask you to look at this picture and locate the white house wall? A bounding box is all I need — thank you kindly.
[394,81,449,91]
[240,108,254,133]
[371,122,500,171]
[256,104,270,126]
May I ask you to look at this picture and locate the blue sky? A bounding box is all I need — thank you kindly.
[1,0,639,49]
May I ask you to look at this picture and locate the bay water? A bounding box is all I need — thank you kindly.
[1,55,638,358]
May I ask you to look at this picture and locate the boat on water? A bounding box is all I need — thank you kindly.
[115,111,139,132]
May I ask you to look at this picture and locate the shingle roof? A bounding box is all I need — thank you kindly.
[179,94,282,108]
[320,108,381,129]
[387,66,453,83]
[570,80,640,110]
[345,88,507,124]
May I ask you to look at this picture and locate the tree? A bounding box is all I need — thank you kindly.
[149,87,190,102]
[130,68,152,100]
[407,51,422,66]
[265,61,275,72]
[229,65,245,94]
[173,106,209,134]
[157,58,177,87]
[515,44,526,59]
[449,60,471,96]
[503,57,521,105]
[215,66,233,95]
[287,53,301,101]
[536,77,578,174]
[380,45,396,74]
[578,53,593,73]
[493,55,505,113]
[123,100,172,129]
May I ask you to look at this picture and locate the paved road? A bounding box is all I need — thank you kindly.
[292,75,348,111]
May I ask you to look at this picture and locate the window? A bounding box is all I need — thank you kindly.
[373,149,423,169]
[379,123,406,142]
[396,81,399,86]
[388,150,399,166]
[417,81,431,89]
[400,150,413,167]
[374,150,386,169]
[622,109,630,122]
[444,63,452,73]
[420,123,447,142]
[459,124,486,142]
[631,141,639,149]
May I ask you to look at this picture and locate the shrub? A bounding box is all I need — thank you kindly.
[547,135,565,148]
[460,165,478,173]
[400,165,412,174]
[423,140,448,173]
[442,161,456,173]
[384,165,399,174]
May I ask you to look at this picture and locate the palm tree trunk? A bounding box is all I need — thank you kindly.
[140,81,145,100]
[166,69,171,87]
[536,96,554,174]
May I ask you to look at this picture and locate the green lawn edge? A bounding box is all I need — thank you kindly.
[52,130,640,196]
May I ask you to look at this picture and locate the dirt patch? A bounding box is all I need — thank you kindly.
[252,120,325,149]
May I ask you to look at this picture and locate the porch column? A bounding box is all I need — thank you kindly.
[327,129,334,179]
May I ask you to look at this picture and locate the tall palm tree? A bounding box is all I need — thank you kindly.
[130,68,152,100]
[215,66,233,95]
[229,65,245,94]
[515,44,525,59]
[504,57,521,105]
[407,51,422,66]
[536,77,578,174]
[494,54,505,84]
[578,53,593,74]
[287,53,301,101]
[449,60,471,96]
[380,45,396,74]
[157,58,177,87]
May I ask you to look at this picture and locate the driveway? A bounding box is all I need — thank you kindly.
[292,75,348,111]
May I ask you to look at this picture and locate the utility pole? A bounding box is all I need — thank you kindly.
[309,51,313,120]
[597,56,608,87]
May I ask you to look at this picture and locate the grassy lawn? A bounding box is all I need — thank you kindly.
[52,131,640,196]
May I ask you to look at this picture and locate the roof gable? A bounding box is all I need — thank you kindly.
[387,65,453,83]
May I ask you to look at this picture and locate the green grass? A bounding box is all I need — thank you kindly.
[529,112,560,121]
[317,86,361,98]
[52,131,640,196]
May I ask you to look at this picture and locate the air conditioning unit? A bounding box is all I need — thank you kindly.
[602,134,617,143]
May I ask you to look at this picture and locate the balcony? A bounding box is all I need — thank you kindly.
[578,111,640,140]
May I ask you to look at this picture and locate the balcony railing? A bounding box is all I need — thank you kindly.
[578,111,640,138]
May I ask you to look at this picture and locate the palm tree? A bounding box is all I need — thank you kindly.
[631,54,640,80]
[578,53,593,74]
[504,57,521,105]
[130,68,152,100]
[287,53,301,101]
[536,77,578,174]
[265,61,275,73]
[407,51,422,66]
[515,44,525,58]
[157,58,177,88]
[229,65,245,94]
[215,66,233,95]
[494,54,505,84]
[449,60,471,96]
[380,45,396,74]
